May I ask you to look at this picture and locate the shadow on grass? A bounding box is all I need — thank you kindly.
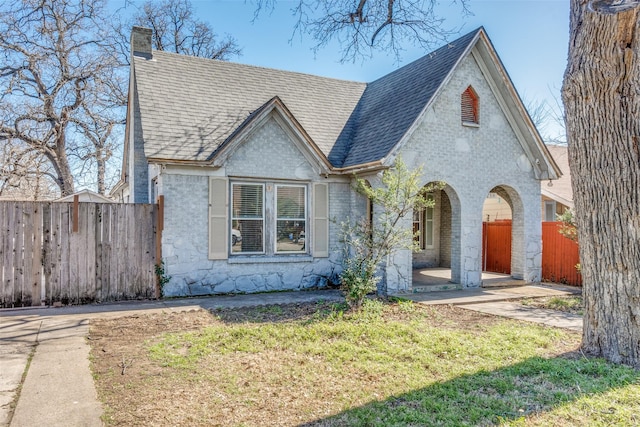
[211,300,349,324]
[301,353,640,426]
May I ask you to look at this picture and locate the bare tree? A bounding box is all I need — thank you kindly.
[120,0,241,60]
[254,0,469,62]
[0,138,58,200]
[525,96,566,145]
[0,0,123,197]
[562,0,640,366]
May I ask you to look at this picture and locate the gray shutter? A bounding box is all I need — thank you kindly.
[313,182,329,257]
[209,177,228,260]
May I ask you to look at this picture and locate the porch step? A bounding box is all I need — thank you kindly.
[481,279,526,289]
[413,283,463,293]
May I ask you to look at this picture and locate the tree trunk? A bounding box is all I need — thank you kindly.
[562,1,640,366]
[97,147,106,195]
[54,140,75,197]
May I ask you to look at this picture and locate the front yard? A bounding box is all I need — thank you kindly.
[89,299,639,426]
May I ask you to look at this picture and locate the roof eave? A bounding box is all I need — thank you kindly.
[541,187,574,208]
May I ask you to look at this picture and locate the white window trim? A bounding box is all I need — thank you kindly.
[230,180,311,257]
[275,184,308,255]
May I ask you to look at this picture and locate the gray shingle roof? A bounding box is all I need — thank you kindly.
[133,28,481,167]
[133,52,366,162]
[331,29,480,167]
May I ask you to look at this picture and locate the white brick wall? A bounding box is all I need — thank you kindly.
[394,52,542,290]
[159,116,350,296]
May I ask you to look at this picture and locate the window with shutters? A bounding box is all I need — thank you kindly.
[228,181,314,256]
[461,86,479,125]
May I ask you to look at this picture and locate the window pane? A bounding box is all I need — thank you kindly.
[232,184,263,218]
[426,205,433,220]
[232,184,264,253]
[231,220,263,253]
[277,186,305,218]
[545,201,555,222]
[426,207,434,247]
[276,220,306,252]
[276,186,306,253]
[413,209,422,247]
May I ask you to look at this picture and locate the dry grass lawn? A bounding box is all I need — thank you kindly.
[89,299,639,426]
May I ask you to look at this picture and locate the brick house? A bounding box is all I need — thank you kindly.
[111,26,560,296]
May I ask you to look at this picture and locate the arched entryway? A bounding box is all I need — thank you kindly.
[412,183,461,289]
[481,185,525,285]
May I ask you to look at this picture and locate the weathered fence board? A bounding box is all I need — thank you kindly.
[0,201,158,308]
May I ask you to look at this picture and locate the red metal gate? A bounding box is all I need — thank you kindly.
[482,220,512,274]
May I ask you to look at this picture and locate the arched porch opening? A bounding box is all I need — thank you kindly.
[481,185,525,285]
[411,183,461,290]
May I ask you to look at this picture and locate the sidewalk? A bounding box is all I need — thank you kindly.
[0,290,344,427]
[0,284,581,426]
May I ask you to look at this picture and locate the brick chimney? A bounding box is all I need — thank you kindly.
[131,26,152,59]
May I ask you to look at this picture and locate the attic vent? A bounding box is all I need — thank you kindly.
[461,86,479,125]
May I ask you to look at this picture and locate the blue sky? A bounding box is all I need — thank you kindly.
[115,0,569,139]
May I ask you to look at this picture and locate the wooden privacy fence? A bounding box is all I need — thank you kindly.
[542,221,582,286]
[481,220,581,286]
[482,220,512,274]
[1,201,159,308]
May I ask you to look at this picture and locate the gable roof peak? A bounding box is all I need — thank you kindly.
[332,27,483,167]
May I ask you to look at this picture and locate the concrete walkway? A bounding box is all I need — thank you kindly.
[0,284,582,426]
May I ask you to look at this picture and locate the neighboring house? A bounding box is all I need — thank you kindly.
[482,144,572,222]
[482,193,513,222]
[56,189,115,203]
[112,26,560,296]
[541,144,573,220]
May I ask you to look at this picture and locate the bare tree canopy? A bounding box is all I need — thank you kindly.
[0,138,58,200]
[525,97,566,144]
[254,0,469,62]
[563,0,640,366]
[0,0,123,197]
[1,0,240,199]
[125,0,241,60]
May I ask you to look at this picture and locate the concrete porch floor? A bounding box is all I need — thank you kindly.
[412,268,525,290]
